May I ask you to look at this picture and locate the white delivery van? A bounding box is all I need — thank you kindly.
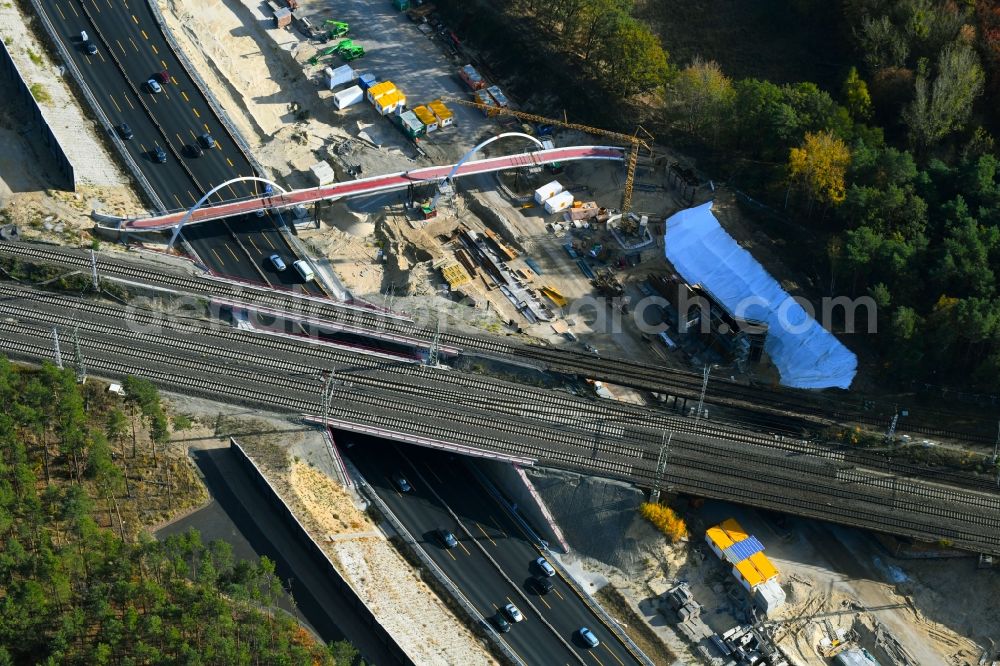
[293,260,316,282]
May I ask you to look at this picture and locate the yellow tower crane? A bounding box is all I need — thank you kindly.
[446,98,654,218]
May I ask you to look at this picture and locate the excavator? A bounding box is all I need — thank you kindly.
[324,19,349,39]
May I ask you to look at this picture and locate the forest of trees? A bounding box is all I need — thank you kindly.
[661,0,1000,391]
[0,357,353,664]
[443,0,1000,393]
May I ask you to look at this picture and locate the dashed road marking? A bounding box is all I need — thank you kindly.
[55,4,66,20]
[108,94,122,113]
[128,37,139,53]
[211,248,225,267]
[192,107,200,118]
[477,522,497,547]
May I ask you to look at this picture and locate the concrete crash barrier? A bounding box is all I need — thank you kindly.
[228,438,416,666]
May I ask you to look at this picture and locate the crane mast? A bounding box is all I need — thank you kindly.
[446,98,652,218]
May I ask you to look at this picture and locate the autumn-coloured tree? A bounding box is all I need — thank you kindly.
[639,502,688,542]
[667,58,735,146]
[788,131,852,210]
[842,66,872,119]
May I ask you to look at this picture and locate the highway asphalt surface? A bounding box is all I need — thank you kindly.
[344,435,643,666]
[185,446,403,665]
[39,0,323,293]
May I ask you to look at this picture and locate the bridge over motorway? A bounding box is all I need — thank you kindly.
[123,145,624,231]
[2,280,999,557]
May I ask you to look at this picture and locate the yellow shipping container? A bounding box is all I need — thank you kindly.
[413,105,438,131]
[748,552,778,581]
[428,99,454,126]
[705,524,736,551]
[734,559,766,588]
[375,91,405,116]
[367,80,396,103]
[719,517,750,543]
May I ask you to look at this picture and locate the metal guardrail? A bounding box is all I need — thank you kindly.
[468,464,656,666]
[144,0,266,179]
[26,0,165,212]
[347,460,526,666]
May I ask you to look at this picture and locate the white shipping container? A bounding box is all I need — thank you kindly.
[333,85,364,110]
[533,180,563,204]
[325,64,356,90]
[544,191,574,214]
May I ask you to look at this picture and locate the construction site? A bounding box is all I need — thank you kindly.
[4,0,1000,663]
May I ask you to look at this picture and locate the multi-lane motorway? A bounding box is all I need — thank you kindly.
[347,436,644,666]
[38,0,324,293]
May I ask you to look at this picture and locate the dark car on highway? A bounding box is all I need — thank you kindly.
[436,529,458,549]
[117,123,133,141]
[153,146,167,164]
[392,472,412,493]
[492,613,511,633]
[531,575,554,594]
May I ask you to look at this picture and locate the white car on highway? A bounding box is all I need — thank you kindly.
[503,603,523,623]
[146,78,162,94]
[534,556,555,577]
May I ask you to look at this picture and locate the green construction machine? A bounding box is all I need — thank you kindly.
[334,39,365,62]
[308,46,339,66]
[324,20,349,39]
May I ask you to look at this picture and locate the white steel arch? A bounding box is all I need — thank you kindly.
[430,132,544,209]
[167,176,288,250]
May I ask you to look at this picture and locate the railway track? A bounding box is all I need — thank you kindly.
[4,280,997,497]
[4,302,1000,555]
[4,241,993,447]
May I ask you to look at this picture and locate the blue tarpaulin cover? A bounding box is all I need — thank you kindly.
[664,202,857,389]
